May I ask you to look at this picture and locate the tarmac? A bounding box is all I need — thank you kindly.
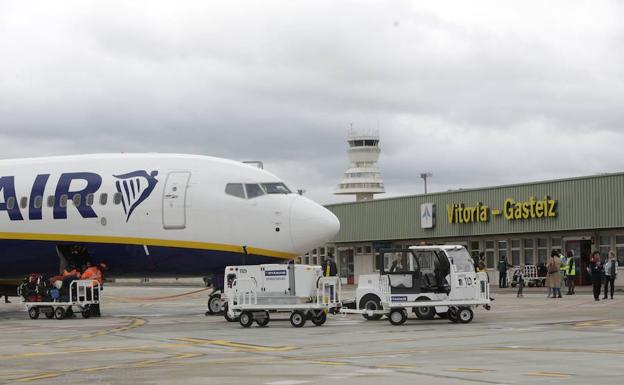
[1,285,623,385]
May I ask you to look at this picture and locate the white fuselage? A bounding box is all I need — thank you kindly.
[0,154,340,280]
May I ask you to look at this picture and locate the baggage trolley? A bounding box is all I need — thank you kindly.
[20,280,102,320]
[227,276,341,328]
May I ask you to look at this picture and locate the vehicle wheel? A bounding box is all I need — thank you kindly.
[45,311,54,319]
[359,295,383,321]
[535,280,542,287]
[239,311,254,328]
[413,298,435,320]
[223,303,238,322]
[28,307,40,320]
[311,311,327,326]
[54,307,65,320]
[458,307,474,324]
[528,282,535,287]
[207,294,222,315]
[388,308,408,326]
[290,311,307,328]
[511,282,517,288]
[255,312,270,327]
[448,307,460,323]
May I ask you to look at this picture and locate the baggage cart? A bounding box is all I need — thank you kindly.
[20,280,102,320]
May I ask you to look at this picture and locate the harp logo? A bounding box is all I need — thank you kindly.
[113,170,159,222]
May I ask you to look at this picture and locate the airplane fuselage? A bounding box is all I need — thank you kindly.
[0,154,340,279]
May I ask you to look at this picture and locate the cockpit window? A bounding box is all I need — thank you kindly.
[261,183,291,194]
[225,183,246,199]
[245,184,265,199]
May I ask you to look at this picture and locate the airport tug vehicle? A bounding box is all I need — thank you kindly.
[20,280,102,320]
[348,245,491,325]
[224,263,341,328]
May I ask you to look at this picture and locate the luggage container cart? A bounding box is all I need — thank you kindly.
[20,280,101,320]
[227,275,341,328]
[510,265,545,287]
[342,245,492,325]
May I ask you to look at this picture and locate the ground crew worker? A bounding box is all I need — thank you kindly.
[322,253,338,277]
[80,263,106,317]
[558,250,567,295]
[565,250,576,295]
[81,262,104,286]
[321,254,338,302]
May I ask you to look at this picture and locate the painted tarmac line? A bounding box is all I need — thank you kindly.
[447,368,493,373]
[175,337,297,352]
[527,371,573,378]
[29,317,147,346]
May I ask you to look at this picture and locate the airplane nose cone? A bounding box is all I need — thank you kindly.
[290,196,340,254]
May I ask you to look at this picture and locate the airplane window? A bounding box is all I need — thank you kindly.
[225,183,245,199]
[60,195,68,208]
[20,197,28,209]
[100,193,108,205]
[245,184,265,199]
[261,183,292,194]
[73,194,82,207]
[86,193,94,207]
[6,197,15,210]
[34,196,42,209]
[113,192,122,205]
[47,195,54,207]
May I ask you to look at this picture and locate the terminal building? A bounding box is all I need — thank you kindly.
[300,172,624,286]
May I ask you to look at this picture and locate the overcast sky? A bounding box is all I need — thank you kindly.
[1,0,623,204]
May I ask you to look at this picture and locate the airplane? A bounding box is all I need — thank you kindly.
[0,153,340,298]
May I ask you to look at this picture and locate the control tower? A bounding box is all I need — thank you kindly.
[334,129,385,201]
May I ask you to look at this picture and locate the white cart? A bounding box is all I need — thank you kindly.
[21,280,102,320]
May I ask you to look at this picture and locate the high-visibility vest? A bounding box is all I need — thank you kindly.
[567,259,576,276]
[80,266,103,285]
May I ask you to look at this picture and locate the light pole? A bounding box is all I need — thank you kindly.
[420,172,432,194]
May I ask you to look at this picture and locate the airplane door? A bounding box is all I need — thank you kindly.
[162,172,191,229]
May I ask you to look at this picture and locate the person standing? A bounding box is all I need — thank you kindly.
[516,265,525,298]
[547,250,562,298]
[498,255,511,288]
[604,251,618,300]
[588,251,604,301]
[566,250,577,295]
[321,253,338,277]
[558,250,567,295]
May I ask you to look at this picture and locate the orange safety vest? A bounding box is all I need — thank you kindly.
[80,266,103,285]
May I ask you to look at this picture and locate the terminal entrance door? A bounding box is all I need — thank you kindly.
[565,239,592,285]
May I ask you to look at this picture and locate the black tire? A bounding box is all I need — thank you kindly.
[458,307,474,324]
[207,294,222,315]
[448,307,460,323]
[82,310,91,319]
[311,311,327,326]
[255,312,270,327]
[359,295,383,321]
[290,311,307,328]
[388,308,408,326]
[511,282,517,288]
[223,303,239,322]
[45,311,54,319]
[239,311,254,328]
[413,298,435,320]
[28,307,40,320]
[527,282,535,287]
[54,307,65,320]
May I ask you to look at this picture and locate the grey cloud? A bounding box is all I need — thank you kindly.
[1,0,623,204]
